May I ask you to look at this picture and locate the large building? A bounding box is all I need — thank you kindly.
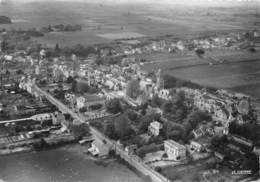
[164,140,186,161]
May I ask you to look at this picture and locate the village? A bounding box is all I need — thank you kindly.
[0,26,260,182]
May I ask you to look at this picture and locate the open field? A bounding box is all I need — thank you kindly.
[141,51,260,98]
[97,32,145,40]
[0,1,259,47]
[141,51,260,71]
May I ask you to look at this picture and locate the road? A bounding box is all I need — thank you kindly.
[33,84,169,182]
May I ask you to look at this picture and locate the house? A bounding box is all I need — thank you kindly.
[31,113,52,121]
[88,138,111,157]
[158,89,171,100]
[148,121,163,136]
[194,92,230,124]
[125,144,137,155]
[164,140,186,161]
[190,140,204,152]
[65,93,76,106]
[76,96,85,110]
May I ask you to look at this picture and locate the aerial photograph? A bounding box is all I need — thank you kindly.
[0,0,259,181]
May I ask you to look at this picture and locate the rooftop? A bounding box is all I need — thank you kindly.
[164,140,186,150]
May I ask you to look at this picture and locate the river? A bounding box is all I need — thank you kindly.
[0,144,143,182]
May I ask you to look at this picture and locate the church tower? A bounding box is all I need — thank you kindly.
[156,69,164,90]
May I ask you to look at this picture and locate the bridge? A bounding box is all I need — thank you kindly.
[33,84,169,182]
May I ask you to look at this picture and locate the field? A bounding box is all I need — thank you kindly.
[141,51,260,98]
[97,32,145,40]
[0,1,259,47]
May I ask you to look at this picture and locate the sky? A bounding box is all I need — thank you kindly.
[6,0,260,3]
[1,0,259,7]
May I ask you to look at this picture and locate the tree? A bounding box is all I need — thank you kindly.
[195,48,205,57]
[138,113,159,133]
[174,91,185,107]
[16,69,24,75]
[126,109,138,121]
[154,166,162,173]
[48,24,52,32]
[248,47,256,53]
[69,123,90,140]
[55,43,60,52]
[162,92,188,122]
[66,76,74,83]
[72,81,89,94]
[151,95,164,107]
[162,101,174,114]
[182,110,211,137]
[126,79,140,99]
[1,40,8,52]
[104,122,116,139]
[89,103,102,110]
[241,153,259,174]
[114,115,134,140]
[164,122,185,141]
[105,98,122,114]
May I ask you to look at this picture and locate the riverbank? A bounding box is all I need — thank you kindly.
[0,144,143,182]
[0,133,77,157]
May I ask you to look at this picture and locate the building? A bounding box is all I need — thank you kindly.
[76,96,85,110]
[88,138,111,157]
[31,113,52,121]
[194,92,230,124]
[164,140,186,161]
[157,89,171,100]
[125,144,137,155]
[155,69,164,90]
[148,121,163,136]
[190,140,204,152]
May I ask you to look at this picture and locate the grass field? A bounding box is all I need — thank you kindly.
[97,32,145,40]
[0,1,259,47]
[141,51,260,98]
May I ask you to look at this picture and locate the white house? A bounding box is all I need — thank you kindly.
[190,140,203,152]
[76,96,85,110]
[158,89,171,100]
[31,113,52,121]
[88,138,111,157]
[164,140,186,161]
[148,121,163,136]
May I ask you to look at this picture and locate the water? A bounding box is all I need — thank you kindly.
[0,145,142,182]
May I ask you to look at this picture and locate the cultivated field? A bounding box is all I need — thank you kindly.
[0,1,259,47]
[97,32,145,40]
[141,51,260,98]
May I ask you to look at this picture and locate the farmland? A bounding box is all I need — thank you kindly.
[141,51,260,98]
[0,1,259,47]
[97,32,145,40]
